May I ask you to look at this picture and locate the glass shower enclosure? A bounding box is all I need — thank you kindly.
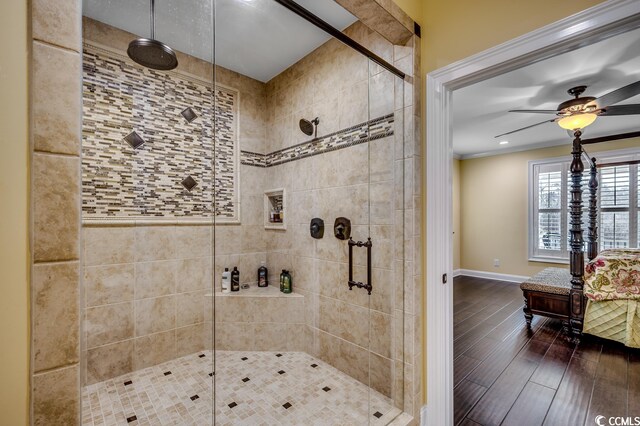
[80,0,408,424]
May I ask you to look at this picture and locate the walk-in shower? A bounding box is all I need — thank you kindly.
[79,0,419,424]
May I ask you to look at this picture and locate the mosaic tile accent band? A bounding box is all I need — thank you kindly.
[81,43,239,222]
[240,113,394,168]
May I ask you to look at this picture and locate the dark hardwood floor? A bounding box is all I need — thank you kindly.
[453,275,640,426]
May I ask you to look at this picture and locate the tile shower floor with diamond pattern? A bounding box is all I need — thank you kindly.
[82,350,401,425]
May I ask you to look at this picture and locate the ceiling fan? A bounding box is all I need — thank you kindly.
[495,81,640,138]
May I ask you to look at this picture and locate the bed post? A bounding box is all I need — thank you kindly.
[587,157,599,262]
[569,131,585,337]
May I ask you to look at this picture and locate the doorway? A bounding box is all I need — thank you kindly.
[424,2,640,424]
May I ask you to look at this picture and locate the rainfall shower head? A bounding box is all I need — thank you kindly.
[299,117,320,138]
[127,0,178,71]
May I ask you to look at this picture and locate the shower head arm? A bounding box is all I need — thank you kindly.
[150,0,155,40]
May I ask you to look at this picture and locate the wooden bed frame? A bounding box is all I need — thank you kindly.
[522,130,600,337]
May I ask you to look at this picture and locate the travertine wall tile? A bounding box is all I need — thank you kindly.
[84,263,134,307]
[134,330,176,370]
[33,153,80,262]
[135,296,176,336]
[135,260,177,299]
[32,262,80,372]
[32,41,81,155]
[83,227,135,266]
[33,365,79,426]
[85,302,134,348]
[86,340,134,385]
[32,0,81,52]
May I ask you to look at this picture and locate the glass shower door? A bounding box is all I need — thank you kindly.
[210,1,406,424]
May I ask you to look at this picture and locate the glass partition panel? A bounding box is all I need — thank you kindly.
[81,0,215,424]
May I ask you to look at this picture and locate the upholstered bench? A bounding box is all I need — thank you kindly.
[520,267,572,330]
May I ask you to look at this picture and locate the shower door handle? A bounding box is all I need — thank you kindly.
[348,237,372,295]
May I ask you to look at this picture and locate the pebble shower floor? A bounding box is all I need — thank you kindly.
[82,350,402,425]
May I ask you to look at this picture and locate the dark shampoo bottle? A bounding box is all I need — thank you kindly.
[258,262,268,287]
[231,267,240,292]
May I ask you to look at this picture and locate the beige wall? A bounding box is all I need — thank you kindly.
[458,138,640,277]
[388,0,608,404]
[0,0,30,425]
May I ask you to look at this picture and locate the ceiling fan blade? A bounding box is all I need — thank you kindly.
[494,118,557,138]
[585,80,640,109]
[599,104,640,116]
[509,109,558,114]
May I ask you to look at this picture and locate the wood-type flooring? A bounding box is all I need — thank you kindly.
[453,275,640,426]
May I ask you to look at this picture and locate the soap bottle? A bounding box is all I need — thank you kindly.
[280,269,286,292]
[258,262,268,288]
[221,268,231,294]
[231,267,240,292]
[282,270,292,294]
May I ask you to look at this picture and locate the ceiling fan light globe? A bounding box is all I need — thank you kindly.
[558,113,597,130]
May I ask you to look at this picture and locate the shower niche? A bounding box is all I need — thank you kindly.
[264,188,286,230]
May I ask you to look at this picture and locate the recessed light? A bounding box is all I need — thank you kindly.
[499,140,509,145]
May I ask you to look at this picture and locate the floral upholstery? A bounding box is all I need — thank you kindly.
[584,249,640,301]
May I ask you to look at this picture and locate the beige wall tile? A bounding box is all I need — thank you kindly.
[32,0,81,51]
[286,323,306,351]
[176,291,205,327]
[32,262,79,372]
[33,153,80,262]
[371,268,394,314]
[370,352,393,397]
[175,226,211,259]
[254,323,288,351]
[32,41,81,155]
[134,330,176,370]
[86,340,134,385]
[135,227,176,262]
[176,324,205,357]
[370,310,392,359]
[85,302,134,348]
[84,226,135,266]
[33,365,79,426]
[135,260,177,299]
[135,296,176,336]
[220,296,256,323]
[84,263,134,307]
[177,257,212,293]
[215,322,253,351]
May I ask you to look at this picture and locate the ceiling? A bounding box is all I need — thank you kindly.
[82,0,358,82]
[452,27,640,158]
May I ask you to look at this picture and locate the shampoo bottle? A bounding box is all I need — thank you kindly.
[221,268,231,294]
[282,270,292,294]
[258,262,268,288]
[280,269,285,292]
[231,267,240,292]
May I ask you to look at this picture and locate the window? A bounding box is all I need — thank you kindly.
[529,148,640,263]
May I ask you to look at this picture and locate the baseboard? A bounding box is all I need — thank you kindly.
[420,404,428,426]
[453,269,462,278]
[458,269,528,283]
